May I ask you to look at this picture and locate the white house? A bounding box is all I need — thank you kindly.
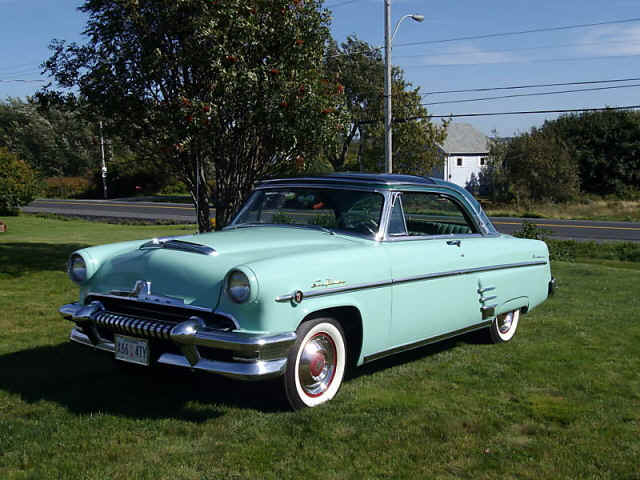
[431,123,490,189]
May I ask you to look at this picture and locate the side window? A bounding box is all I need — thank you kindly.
[402,192,475,236]
[387,196,407,236]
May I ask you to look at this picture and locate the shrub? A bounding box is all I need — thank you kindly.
[43,176,91,198]
[0,148,41,215]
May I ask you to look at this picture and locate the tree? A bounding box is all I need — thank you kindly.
[42,0,344,231]
[0,98,96,177]
[541,109,640,196]
[0,148,41,215]
[488,128,579,206]
[324,36,447,174]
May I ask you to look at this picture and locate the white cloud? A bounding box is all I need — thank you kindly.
[578,24,640,56]
[412,43,517,66]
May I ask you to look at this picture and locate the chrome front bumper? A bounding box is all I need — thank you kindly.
[59,301,296,381]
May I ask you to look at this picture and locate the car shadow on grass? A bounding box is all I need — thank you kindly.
[0,243,88,277]
[0,341,289,420]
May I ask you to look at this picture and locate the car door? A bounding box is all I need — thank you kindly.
[384,191,484,348]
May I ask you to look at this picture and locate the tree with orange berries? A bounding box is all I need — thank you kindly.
[42,0,345,231]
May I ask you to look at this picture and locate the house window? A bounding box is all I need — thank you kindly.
[479,157,487,166]
[456,158,463,167]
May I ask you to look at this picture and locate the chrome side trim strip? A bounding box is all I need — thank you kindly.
[478,286,496,294]
[275,279,391,303]
[275,260,548,303]
[481,295,497,303]
[363,321,492,363]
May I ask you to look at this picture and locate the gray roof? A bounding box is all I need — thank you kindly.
[439,123,489,155]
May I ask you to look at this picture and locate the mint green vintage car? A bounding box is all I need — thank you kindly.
[60,174,554,409]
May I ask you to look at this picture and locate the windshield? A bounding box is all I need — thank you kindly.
[229,188,385,237]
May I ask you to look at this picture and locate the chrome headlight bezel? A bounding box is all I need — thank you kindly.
[226,269,251,303]
[67,253,88,284]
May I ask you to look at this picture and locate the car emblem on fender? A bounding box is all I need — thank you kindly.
[311,279,346,289]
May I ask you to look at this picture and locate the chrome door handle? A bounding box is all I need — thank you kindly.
[446,240,461,247]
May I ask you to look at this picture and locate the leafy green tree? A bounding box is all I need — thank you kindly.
[0,98,96,177]
[43,0,344,231]
[0,148,41,215]
[324,36,447,174]
[541,109,640,196]
[489,128,579,206]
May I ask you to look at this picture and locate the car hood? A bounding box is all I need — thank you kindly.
[81,226,365,310]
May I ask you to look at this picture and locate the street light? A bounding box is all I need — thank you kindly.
[384,2,424,174]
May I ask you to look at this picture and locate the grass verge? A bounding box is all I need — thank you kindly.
[1,216,639,479]
[484,198,640,222]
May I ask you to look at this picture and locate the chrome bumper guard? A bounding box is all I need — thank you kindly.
[59,301,296,381]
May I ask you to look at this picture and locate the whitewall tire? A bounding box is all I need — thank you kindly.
[283,318,346,409]
[489,309,520,343]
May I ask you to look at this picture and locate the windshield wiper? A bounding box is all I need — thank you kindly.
[224,223,335,235]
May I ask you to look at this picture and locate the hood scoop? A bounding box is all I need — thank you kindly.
[139,238,217,256]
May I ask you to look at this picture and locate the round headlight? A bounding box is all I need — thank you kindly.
[227,270,250,303]
[68,254,87,283]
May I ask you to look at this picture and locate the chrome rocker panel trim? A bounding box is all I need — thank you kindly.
[364,320,492,363]
[60,301,296,381]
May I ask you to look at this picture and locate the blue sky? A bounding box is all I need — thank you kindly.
[2,0,640,136]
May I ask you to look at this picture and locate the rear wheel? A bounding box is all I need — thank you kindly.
[489,309,520,343]
[283,318,346,409]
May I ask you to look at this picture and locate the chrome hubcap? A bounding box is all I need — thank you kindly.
[298,332,337,397]
[497,312,514,334]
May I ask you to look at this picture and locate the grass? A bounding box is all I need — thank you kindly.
[1,215,640,479]
[484,198,640,223]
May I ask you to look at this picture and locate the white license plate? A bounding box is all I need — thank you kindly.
[114,335,150,366]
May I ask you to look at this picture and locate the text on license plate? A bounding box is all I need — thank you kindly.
[114,335,150,366]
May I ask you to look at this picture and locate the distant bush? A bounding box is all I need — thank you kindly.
[513,220,551,241]
[43,176,91,198]
[159,180,189,195]
[88,158,168,198]
[0,148,41,215]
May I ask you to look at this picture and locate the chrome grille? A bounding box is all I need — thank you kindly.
[86,294,235,330]
[94,311,173,340]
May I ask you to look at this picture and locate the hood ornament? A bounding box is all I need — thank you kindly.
[132,280,152,298]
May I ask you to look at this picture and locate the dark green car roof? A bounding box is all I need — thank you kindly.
[258,172,436,188]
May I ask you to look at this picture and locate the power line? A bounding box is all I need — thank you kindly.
[423,77,640,95]
[409,105,640,121]
[421,83,640,106]
[326,17,640,58]
[324,0,364,8]
[394,17,640,48]
[357,105,640,124]
[0,79,45,83]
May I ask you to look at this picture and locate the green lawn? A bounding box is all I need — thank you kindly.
[1,216,639,479]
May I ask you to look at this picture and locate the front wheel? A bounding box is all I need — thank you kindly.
[283,318,347,409]
[489,309,520,343]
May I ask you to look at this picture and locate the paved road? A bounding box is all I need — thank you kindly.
[23,198,640,242]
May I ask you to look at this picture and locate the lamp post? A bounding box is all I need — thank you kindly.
[384,2,424,174]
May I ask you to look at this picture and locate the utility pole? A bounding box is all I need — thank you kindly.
[384,5,424,175]
[99,120,108,199]
[384,0,393,174]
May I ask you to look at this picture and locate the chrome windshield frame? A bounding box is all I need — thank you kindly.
[225,184,393,242]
